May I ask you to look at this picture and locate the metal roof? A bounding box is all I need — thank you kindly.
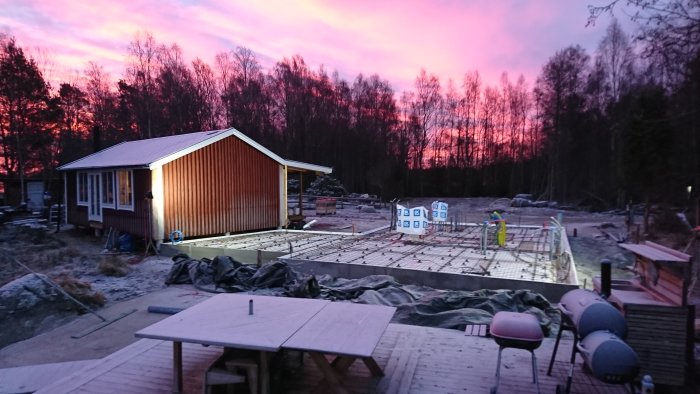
[58,127,332,174]
[285,159,332,174]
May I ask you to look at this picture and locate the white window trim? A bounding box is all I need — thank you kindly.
[101,170,116,209]
[77,172,88,206]
[116,169,134,211]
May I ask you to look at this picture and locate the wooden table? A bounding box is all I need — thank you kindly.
[282,302,396,394]
[135,294,330,394]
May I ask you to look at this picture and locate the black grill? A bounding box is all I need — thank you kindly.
[577,330,640,384]
[558,289,627,338]
[548,289,639,394]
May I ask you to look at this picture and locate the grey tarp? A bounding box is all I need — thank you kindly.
[164,255,559,335]
[165,254,318,297]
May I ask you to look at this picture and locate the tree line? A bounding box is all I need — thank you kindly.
[1,0,698,209]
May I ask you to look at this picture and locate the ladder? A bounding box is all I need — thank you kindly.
[48,204,64,225]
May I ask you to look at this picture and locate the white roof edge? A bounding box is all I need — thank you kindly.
[59,127,332,174]
[230,128,286,164]
[285,160,333,174]
[148,128,238,169]
[57,141,130,170]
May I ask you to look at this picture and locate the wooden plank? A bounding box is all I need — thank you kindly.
[29,323,633,394]
[0,360,96,394]
[479,324,488,336]
[620,243,690,262]
[464,324,489,337]
[658,268,686,287]
[624,304,693,388]
[644,241,692,261]
[282,302,395,358]
[34,339,164,393]
[376,325,426,394]
[34,340,222,394]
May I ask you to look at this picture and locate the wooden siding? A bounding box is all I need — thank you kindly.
[64,169,151,238]
[101,169,151,237]
[162,135,280,239]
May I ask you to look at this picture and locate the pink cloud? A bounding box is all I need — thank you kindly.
[0,0,634,95]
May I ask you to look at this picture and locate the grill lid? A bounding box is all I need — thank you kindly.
[559,289,627,338]
[577,330,639,384]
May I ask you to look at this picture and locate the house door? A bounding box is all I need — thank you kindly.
[87,172,102,222]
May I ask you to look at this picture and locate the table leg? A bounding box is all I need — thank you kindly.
[362,357,384,376]
[330,355,384,377]
[330,356,356,373]
[308,352,350,394]
[260,351,269,394]
[172,341,182,394]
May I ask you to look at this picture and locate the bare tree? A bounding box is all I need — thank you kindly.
[461,71,481,169]
[410,69,442,171]
[534,45,590,201]
[125,31,160,138]
[589,0,700,80]
[597,18,636,101]
[192,58,220,130]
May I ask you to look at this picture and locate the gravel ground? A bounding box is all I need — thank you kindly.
[1,196,696,351]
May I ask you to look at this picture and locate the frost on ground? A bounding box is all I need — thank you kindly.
[0,225,171,347]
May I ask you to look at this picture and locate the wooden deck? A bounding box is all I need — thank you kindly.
[0,359,96,393]
[33,324,629,394]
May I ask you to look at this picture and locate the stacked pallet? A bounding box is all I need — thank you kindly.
[615,241,695,387]
[315,198,337,215]
[624,304,695,386]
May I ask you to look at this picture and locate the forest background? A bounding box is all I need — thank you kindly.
[1,0,699,212]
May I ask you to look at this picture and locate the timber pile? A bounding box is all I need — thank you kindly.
[613,242,695,387]
[624,304,694,386]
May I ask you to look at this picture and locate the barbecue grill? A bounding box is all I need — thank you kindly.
[548,288,638,394]
[577,330,640,384]
[490,311,543,394]
[558,289,627,338]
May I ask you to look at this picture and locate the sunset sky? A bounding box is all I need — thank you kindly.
[0,0,633,93]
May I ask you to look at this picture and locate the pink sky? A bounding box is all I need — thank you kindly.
[0,0,633,93]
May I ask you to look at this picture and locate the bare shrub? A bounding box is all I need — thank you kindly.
[97,255,130,277]
[53,273,106,307]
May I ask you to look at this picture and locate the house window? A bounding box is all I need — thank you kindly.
[116,170,133,210]
[77,172,88,206]
[101,171,115,208]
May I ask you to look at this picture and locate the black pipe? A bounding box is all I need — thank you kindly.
[600,259,611,298]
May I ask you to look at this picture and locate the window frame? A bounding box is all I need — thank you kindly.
[116,169,134,211]
[77,172,88,206]
[101,170,115,208]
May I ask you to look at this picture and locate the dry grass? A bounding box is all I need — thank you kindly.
[97,255,130,277]
[52,273,106,307]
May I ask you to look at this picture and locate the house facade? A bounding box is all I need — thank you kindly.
[58,128,331,242]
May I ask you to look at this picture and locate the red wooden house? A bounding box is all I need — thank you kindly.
[58,128,331,243]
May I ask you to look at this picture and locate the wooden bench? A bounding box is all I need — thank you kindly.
[282,302,396,394]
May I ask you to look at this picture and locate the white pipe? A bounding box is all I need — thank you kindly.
[302,219,318,229]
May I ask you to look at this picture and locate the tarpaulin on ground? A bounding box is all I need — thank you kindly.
[164,255,559,335]
[164,254,319,297]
